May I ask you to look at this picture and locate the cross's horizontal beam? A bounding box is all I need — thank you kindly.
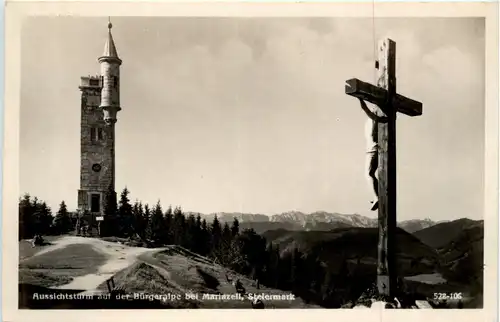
[345,78,422,117]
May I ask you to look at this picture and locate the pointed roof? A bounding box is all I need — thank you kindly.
[99,20,122,64]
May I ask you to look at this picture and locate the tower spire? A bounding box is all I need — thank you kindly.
[98,16,122,126]
[100,17,121,63]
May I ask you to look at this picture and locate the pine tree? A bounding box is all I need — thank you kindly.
[18,196,54,237]
[19,194,34,239]
[272,244,282,288]
[230,218,240,237]
[222,222,232,245]
[199,218,211,256]
[193,214,203,254]
[290,248,308,295]
[290,248,300,290]
[103,184,118,236]
[132,201,147,239]
[53,200,72,234]
[164,206,173,244]
[172,207,186,246]
[144,204,152,240]
[150,201,165,244]
[34,201,53,235]
[185,213,197,251]
[213,222,236,266]
[210,215,222,256]
[118,187,134,237]
[278,251,293,290]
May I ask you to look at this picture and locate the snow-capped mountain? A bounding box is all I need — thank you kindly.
[269,211,378,227]
[184,210,439,233]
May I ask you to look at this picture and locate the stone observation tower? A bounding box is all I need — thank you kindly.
[77,20,122,225]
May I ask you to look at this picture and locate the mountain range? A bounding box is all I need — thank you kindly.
[185,210,440,234]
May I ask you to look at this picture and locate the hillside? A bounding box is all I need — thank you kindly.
[438,224,484,301]
[413,218,483,249]
[263,227,440,277]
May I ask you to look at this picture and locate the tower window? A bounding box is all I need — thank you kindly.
[113,76,119,88]
[90,127,104,142]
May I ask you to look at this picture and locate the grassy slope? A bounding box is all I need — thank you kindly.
[19,242,107,288]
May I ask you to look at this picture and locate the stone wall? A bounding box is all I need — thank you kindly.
[78,77,116,213]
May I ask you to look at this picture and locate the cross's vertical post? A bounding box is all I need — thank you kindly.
[345,38,422,299]
[376,38,397,297]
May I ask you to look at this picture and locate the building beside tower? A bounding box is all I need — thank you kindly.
[77,21,122,228]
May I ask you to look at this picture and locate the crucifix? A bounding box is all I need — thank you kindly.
[345,38,423,297]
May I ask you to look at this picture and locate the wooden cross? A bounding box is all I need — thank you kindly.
[345,38,423,297]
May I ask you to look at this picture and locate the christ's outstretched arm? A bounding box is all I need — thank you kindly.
[359,99,389,123]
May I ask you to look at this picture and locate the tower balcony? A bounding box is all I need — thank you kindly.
[101,105,122,125]
[79,75,103,90]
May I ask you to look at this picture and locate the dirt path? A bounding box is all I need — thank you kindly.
[31,236,165,291]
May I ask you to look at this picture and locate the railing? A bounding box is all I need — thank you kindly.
[105,276,125,295]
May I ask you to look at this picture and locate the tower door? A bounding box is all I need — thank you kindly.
[90,193,101,213]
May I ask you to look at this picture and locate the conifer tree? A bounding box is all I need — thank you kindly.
[222,222,232,244]
[118,187,134,237]
[164,205,173,244]
[192,214,203,254]
[19,194,53,238]
[34,201,53,235]
[19,194,34,239]
[210,215,222,255]
[132,201,147,239]
[185,213,197,251]
[150,201,165,244]
[144,204,152,240]
[199,218,211,256]
[103,184,118,236]
[230,218,240,237]
[173,206,186,246]
[54,200,72,234]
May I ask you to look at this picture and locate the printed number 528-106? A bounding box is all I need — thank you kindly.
[433,293,463,300]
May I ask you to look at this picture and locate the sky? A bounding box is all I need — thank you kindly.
[20,17,485,221]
